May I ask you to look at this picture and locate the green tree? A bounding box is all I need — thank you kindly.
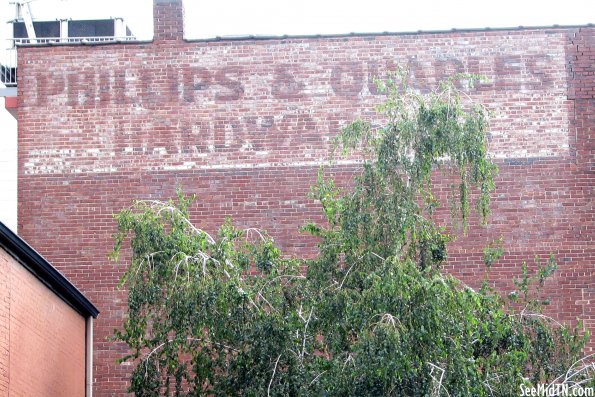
[111,72,592,396]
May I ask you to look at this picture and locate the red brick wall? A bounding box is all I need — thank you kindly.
[15,1,594,395]
[0,249,8,395]
[0,248,87,396]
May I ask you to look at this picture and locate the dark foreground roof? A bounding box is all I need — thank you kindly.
[0,221,99,318]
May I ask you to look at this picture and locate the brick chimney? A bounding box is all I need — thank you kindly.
[153,0,184,41]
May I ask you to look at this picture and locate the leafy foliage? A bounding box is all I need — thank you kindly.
[112,72,592,396]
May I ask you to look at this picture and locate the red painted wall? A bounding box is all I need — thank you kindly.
[16,1,594,395]
[0,248,87,396]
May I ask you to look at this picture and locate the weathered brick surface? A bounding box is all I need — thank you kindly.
[0,248,87,396]
[15,1,594,395]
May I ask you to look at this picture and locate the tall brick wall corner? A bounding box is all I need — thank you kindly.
[566,27,595,342]
[567,28,595,172]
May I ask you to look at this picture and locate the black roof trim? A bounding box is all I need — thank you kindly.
[186,23,594,43]
[0,221,99,318]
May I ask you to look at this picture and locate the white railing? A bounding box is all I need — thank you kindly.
[1,36,137,88]
[11,36,137,45]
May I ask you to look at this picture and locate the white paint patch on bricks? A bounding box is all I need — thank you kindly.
[20,31,570,175]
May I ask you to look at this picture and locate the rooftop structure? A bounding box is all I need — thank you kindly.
[1,1,136,98]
